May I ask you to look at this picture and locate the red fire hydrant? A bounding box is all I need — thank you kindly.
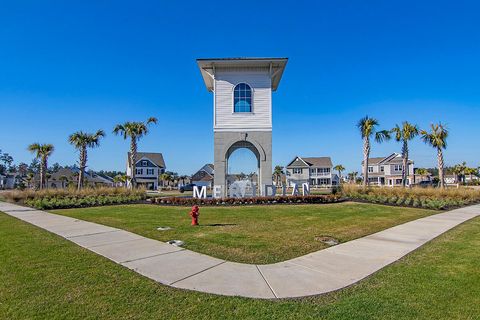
[189,205,200,226]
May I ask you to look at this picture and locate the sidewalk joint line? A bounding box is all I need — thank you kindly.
[66,229,119,239]
[170,261,226,285]
[256,265,278,298]
[86,237,145,249]
[120,249,186,264]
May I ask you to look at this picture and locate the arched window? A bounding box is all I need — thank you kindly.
[233,83,252,112]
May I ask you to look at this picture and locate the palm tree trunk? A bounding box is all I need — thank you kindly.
[129,138,137,189]
[437,148,445,189]
[402,140,408,187]
[78,146,87,190]
[39,159,45,190]
[362,137,370,187]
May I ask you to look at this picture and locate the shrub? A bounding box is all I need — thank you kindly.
[341,184,480,210]
[150,194,342,206]
[5,187,147,210]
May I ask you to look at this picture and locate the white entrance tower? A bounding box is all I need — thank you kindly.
[197,58,288,197]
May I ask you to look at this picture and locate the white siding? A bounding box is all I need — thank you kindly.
[214,69,271,131]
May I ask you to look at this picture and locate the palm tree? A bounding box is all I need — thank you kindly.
[45,173,52,188]
[68,130,106,190]
[113,174,128,188]
[391,122,419,187]
[59,175,69,189]
[452,162,467,185]
[27,143,54,189]
[26,172,34,189]
[420,123,448,189]
[357,116,391,187]
[113,117,158,188]
[465,167,477,184]
[415,168,429,183]
[273,165,284,187]
[160,172,172,189]
[333,164,345,184]
[179,175,189,187]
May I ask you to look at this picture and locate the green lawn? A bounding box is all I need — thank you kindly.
[1,212,478,319]
[51,202,435,264]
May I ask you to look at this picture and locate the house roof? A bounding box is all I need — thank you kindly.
[287,156,333,168]
[128,152,165,168]
[197,57,288,92]
[46,168,112,184]
[192,163,214,181]
[364,153,413,165]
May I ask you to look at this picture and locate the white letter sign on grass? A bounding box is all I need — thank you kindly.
[264,185,277,197]
[302,183,310,196]
[193,186,207,199]
[291,183,299,196]
[213,185,223,199]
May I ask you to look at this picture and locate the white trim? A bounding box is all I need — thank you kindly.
[214,127,272,132]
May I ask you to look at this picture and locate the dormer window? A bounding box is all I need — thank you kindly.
[142,161,147,166]
[233,83,252,113]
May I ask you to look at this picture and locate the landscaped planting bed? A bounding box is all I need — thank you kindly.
[2,187,147,210]
[150,194,342,206]
[342,184,480,210]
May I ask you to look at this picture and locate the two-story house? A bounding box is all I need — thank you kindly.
[362,153,414,186]
[285,156,339,187]
[126,152,166,190]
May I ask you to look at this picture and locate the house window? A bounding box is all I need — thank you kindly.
[380,166,384,172]
[318,168,330,175]
[233,83,252,113]
[394,165,403,171]
[317,178,330,185]
[292,168,303,174]
[147,169,154,175]
[136,168,143,175]
[310,168,316,175]
[310,179,316,185]
[368,166,374,173]
[141,160,148,166]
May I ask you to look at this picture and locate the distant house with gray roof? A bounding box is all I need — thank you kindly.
[126,152,166,190]
[285,156,339,187]
[362,152,414,186]
[191,164,214,188]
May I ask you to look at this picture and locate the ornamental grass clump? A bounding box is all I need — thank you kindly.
[341,184,480,210]
[3,187,147,209]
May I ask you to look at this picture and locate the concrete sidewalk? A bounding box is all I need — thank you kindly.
[1,201,478,299]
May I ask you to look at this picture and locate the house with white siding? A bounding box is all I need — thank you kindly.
[285,156,339,187]
[362,153,414,186]
[126,152,166,190]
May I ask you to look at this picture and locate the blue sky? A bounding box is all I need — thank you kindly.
[1,1,479,175]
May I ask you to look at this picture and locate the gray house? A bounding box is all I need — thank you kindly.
[285,156,339,187]
[362,153,414,186]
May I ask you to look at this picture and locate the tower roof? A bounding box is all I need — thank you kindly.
[197,57,288,92]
